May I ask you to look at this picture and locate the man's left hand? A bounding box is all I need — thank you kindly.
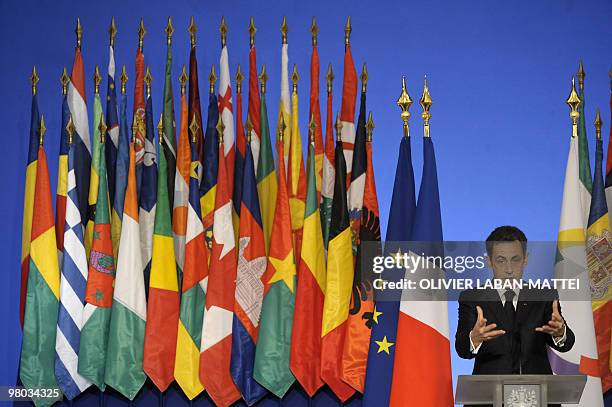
[535,300,565,338]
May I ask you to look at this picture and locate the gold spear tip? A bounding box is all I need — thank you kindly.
[335,113,343,140]
[235,64,244,86]
[75,17,83,48]
[157,113,163,141]
[31,65,39,95]
[120,65,128,92]
[281,16,288,43]
[138,18,146,40]
[66,115,75,144]
[310,17,318,46]
[188,16,197,46]
[360,63,368,87]
[566,76,581,112]
[278,114,286,141]
[179,65,188,87]
[308,112,316,142]
[220,16,228,46]
[93,65,101,92]
[291,64,299,86]
[165,16,174,39]
[109,17,117,46]
[216,115,225,141]
[98,112,107,142]
[246,115,253,142]
[188,115,199,143]
[248,17,256,46]
[39,114,46,145]
[145,66,152,85]
[60,67,69,94]
[209,64,217,86]
[594,109,602,135]
[397,76,413,111]
[366,111,374,134]
[259,64,267,92]
[577,60,585,88]
[345,16,352,44]
[326,63,334,87]
[420,76,433,111]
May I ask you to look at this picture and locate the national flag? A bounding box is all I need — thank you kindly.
[278,23,291,167]
[104,141,147,400]
[363,130,416,407]
[389,119,454,407]
[162,17,177,212]
[232,66,245,242]
[20,117,61,406]
[253,121,297,397]
[548,79,603,407]
[342,110,377,393]
[173,67,190,279]
[140,68,157,298]
[248,18,262,172]
[143,115,180,392]
[199,120,241,407]
[320,64,335,248]
[133,22,146,194]
[67,24,92,231]
[577,62,593,214]
[320,119,355,402]
[188,20,205,165]
[290,119,326,397]
[55,117,92,399]
[84,69,104,256]
[106,21,120,207]
[111,66,129,261]
[78,114,114,390]
[231,128,269,405]
[340,18,358,185]
[256,65,277,254]
[287,65,307,262]
[19,67,40,327]
[309,18,324,198]
[218,20,235,199]
[55,72,70,269]
[586,112,612,393]
[174,133,207,400]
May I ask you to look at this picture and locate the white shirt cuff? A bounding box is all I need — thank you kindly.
[552,325,567,347]
[469,332,482,354]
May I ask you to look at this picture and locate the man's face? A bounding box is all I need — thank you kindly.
[486,241,528,281]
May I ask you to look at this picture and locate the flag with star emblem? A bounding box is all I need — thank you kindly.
[390,135,453,406]
[19,86,40,327]
[586,129,612,392]
[174,137,207,400]
[140,85,157,298]
[78,124,115,390]
[231,134,269,405]
[362,135,416,406]
[133,48,146,194]
[104,141,147,400]
[105,44,120,206]
[342,113,378,393]
[199,132,241,407]
[256,78,277,254]
[143,118,180,392]
[320,71,335,248]
[253,134,296,398]
[200,90,219,258]
[20,134,61,407]
[290,132,326,397]
[111,78,129,261]
[320,137,355,402]
[84,93,103,257]
[340,43,357,185]
[55,94,70,269]
[219,44,235,198]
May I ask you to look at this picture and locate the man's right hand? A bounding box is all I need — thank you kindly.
[469,305,506,348]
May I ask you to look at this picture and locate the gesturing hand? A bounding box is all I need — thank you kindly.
[535,300,565,338]
[470,305,506,348]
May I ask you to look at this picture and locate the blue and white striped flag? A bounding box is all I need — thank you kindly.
[55,134,92,399]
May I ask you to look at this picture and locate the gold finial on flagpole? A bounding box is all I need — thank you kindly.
[99,112,107,143]
[248,17,256,48]
[360,63,368,93]
[109,17,117,47]
[335,113,343,142]
[93,65,101,94]
[397,76,413,138]
[366,112,374,142]
[209,65,217,94]
[594,109,602,141]
[189,116,199,143]
[311,17,318,47]
[145,66,152,98]
[420,76,433,138]
[236,64,244,94]
[217,115,225,145]
[138,18,146,51]
[188,16,197,47]
[120,65,128,94]
[75,17,83,49]
[577,60,585,92]
[281,16,288,44]
[566,77,581,138]
[179,65,187,96]
[66,114,75,145]
[278,113,286,143]
[60,67,69,96]
[157,113,164,145]
[259,64,267,95]
[31,66,39,96]
[246,116,253,143]
[166,16,174,46]
[220,16,228,48]
[291,64,299,93]
[344,16,352,48]
[309,113,316,143]
[39,114,46,146]
[326,63,334,94]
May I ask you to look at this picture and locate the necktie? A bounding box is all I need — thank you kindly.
[503,289,516,327]
[504,290,521,373]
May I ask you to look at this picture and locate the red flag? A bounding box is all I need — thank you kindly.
[340,43,357,188]
[309,36,324,200]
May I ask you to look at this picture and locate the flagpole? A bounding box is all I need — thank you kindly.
[567,77,581,138]
[420,76,432,138]
[397,76,413,138]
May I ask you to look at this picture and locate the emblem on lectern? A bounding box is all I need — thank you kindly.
[505,386,538,407]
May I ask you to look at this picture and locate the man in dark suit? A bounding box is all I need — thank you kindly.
[455,226,575,405]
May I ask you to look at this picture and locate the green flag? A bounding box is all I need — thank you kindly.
[257,91,277,253]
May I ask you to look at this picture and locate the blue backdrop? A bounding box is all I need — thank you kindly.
[1,0,611,405]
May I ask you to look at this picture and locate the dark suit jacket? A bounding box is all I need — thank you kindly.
[455,287,575,406]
